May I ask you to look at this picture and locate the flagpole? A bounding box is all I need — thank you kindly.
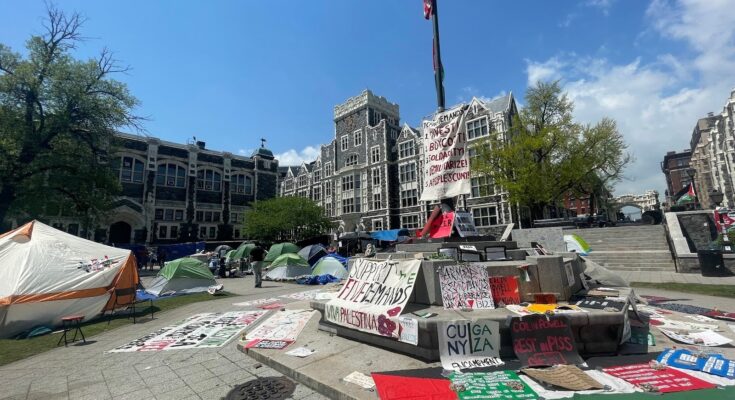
[431,0,445,112]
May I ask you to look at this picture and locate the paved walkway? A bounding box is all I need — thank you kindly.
[0,276,329,400]
[617,269,735,284]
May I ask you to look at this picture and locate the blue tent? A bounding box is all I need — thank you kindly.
[370,229,410,242]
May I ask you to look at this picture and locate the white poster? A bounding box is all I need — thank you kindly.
[438,319,503,371]
[399,316,419,346]
[325,258,422,338]
[420,105,471,201]
[246,309,316,342]
[658,328,733,347]
[438,264,494,310]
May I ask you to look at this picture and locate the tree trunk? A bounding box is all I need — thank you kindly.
[0,185,16,232]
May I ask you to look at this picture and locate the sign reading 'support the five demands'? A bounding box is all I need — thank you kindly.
[420,105,471,201]
[325,259,421,338]
[439,319,502,371]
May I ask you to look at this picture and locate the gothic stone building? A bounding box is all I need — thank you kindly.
[279,90,518,235]
[45,133,278,245]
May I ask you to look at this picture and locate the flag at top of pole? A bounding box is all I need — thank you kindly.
[424,0,445,111]
[423,0,433,19]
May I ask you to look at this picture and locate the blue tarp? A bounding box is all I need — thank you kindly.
[370,229,410,242]
[296,275,341,285]
[158,241,205,261]
[323,253,349,267]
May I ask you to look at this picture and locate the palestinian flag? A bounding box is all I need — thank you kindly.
[676,183,696,205]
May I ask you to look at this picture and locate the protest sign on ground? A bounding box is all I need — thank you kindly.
[449,371,537,399]
[439,264,494,310]
[325,259,421,338]
[438,319,502,371]
[244,309,315,348]
[399,316,418,346]
[510,314,583,367]
[521,365,603,391]
[420,105,471,201]
[233,297,280,307]
[603,363,716,393]
[658,328,733,347]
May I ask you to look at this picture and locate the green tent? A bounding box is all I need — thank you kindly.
[269,253,309,268]
[224,249,235,262]
[264,242,299,263]
[230,243,255,260]
[146,257,217,296]
[312,256,348,279]
[265,253,311,280]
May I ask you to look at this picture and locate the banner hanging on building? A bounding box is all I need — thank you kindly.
[325,258,422,338]
[420,105,471,201]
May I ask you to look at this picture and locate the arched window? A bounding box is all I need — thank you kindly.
[156,163,186,187]
[118,156,144,183]
[197,169,222,191]
[232,174,253,194]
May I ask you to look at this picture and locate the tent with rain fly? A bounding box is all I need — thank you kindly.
[311,255,349,279]
[298,244,328,266]
[264,253,311,281]
[0,221,139,338]
[264,242,299,263]
[145,258,217,296]
[564,234,592,256]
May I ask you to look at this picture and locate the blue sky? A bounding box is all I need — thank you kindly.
[2,0,734,197]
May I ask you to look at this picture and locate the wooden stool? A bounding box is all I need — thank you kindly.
[57,315,86,346]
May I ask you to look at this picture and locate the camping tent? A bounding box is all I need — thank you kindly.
[298,244,327,266]
[264,242,299,263]
[312,255,349,279]
[145,258,217,296]
[564,234,591,256]
[264,254,311,281]
[0,221,139,338]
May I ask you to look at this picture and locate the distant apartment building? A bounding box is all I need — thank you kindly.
[661,149,693,206]
[40,134,278,244]
[278,90,519,235]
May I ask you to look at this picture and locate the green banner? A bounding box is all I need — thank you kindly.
[450,371,538,399]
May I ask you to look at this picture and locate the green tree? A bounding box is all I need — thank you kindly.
[473,81,631,221]
[0,6,141,231]
[243,197,333,243]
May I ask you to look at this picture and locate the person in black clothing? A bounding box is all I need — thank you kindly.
[249,244,266,288]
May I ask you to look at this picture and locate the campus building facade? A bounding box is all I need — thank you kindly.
[45,134,278,245]
[279,90,518,235]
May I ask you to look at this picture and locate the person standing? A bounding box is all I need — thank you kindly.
[249,243,266,288]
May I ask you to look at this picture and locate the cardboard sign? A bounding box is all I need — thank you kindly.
[439,264,494,310]
[429,211,455,239]
[399,316,419,346]
[510,314,583,367]
[420,105,471,201]
[603,363,716,393]
[325,259,421,338]
[449,371,537,400]
[438,320,502,371]
[489,276,520,305]
[454,212,480,238]
[244,339,293,349]
[521,365,603,391]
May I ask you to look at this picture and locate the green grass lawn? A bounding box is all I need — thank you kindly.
[630,282,735,299]
[0,291,231,367]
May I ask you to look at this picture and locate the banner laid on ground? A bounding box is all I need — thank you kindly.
[510,314,583,367]
[439,265,494,310]
[603,364,716,393]
[109,311,267,352]
[449,371,537,399]
[438,319,502,370]
[280,289,325,301]
[233,298,280,307]
[658,348,735,379]
[244,309,316,348]
[325,259,421,338]
[420,105,471,201]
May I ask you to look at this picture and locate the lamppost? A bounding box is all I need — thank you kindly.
[710,188,732,252]
[686,167,697,210]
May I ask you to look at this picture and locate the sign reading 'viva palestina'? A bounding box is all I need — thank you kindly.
[420,105,471,201]
[325,259,421,338]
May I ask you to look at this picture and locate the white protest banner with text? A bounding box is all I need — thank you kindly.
[325,258,421,338]
[439,319,503,371]
[420,105,471,201]
[439,264,494,310]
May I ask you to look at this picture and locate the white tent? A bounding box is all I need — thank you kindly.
[0,221,139,338]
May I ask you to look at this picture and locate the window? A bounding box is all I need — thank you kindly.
[164,209,174,221]
[196,211,204,222]
[342,175,354,191]
[234,229,241,238]
[119,156,144,183]
[373,193,381,209]
[345,154,358,167]
[342,198,355,214]
[401,189,418,207]
[170,225,178,239]
[324,162,333,177]
[467,117,489,139]
[159,225,168,239]
[399,163,417,182]
[372,168,381,186]
[313,170,321,183]
[325,202,333,217]
[371,146,380,163]
[341,136,349,151]
[208,227,216,239]
[472,206,498,227]
[213,211,220,222]
[324,181,332,197]
[231,213,240,224]
[373,219,383,231]
[232,175,253,194]
[298,175,308,187]
[401,215,420,229]
[471,176,494,197]
[175,210,184,221]
[354,130,362,146]
[155,209,164,220]
[156,208,183,221]
[199,226,206,238]
[197,169,222,191]
[156,163,186,188]
[399,142,415,159]
[313,186,322,201]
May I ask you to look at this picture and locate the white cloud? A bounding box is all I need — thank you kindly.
[585,0,615,15]
[524,0,735,197]
[274,146,321,166]
[238,148,254,156]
